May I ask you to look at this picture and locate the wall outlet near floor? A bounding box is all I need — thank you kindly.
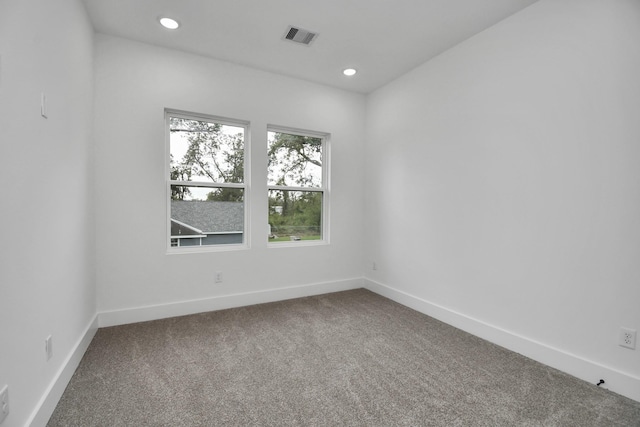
[215,271,223,284]
[0,384,9,424]
[45,335,53,360]
[619,328,636,349]
[372,261,377,271]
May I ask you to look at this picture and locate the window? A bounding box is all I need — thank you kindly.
[267,127,328,244]
[167,110,248,249]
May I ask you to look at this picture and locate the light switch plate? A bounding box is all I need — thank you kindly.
[45,335,53,360]
[41,92,48,118]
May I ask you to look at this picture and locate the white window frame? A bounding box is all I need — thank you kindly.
[267,125,330,247]
[166,109,250,253]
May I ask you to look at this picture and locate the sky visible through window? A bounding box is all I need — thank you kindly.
[267,130,324,242]
[267,131,322,188]
[170,118,244,200]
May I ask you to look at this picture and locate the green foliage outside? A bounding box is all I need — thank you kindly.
[267,132,322,187]
[270,235,321,242]
[268,131,323,240]
[169,117,244,202]
[169,119,323,240]
[269,190,322,239]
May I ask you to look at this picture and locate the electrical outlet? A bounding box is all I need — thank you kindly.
[0,384,9,424]
[45,335,53,360]
[619,328,636,350]
[372,261,377,271]
[215,271,223,284]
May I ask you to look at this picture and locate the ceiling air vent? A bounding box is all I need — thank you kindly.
[283,26,318,45]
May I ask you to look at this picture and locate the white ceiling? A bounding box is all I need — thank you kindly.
[83,0,539,94]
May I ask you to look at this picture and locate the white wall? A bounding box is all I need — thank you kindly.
[0,0,96,425]
[3,1,638,423]
[94,35,365,319]
[365,0,640,400]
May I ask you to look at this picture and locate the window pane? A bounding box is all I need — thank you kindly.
[267,131,322,188]
[268,190,322,242]
[171,185,244,246]
[170,116,244,184]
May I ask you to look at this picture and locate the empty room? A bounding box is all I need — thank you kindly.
[1,0,639,425]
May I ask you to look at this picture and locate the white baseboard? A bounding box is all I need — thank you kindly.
[364,278,640,403]
[98,278,364,328]
[26,276,638,427]
[26,278,362,426]
[28,315,99,427]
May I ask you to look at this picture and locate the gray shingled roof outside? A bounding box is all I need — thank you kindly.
[171,200,244,233]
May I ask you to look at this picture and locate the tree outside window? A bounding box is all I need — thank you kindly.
[267,129,328,243]
[167,111,247,249]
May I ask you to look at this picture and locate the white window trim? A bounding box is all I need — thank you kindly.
[165,109,251,254]
[267,125,330,248]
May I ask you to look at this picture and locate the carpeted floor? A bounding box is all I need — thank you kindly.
[48,289,640,426]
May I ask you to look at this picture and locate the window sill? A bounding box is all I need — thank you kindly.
[167,243,249,255]
[267,240,328,249]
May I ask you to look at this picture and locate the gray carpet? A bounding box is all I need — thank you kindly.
[48,289,640,426]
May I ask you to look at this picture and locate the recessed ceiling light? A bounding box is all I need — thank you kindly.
[159,17,180,30]
[343,68,357,77]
